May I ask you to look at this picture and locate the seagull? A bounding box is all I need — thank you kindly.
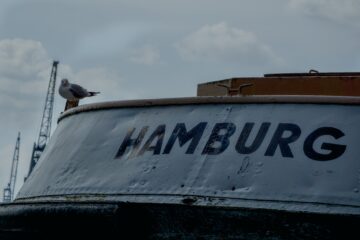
[59,79,100,101]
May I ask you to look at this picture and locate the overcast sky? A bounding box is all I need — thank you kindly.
[1,0,360,201]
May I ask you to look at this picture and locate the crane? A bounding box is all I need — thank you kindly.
[3,132,21,202]
[25,61,59,179]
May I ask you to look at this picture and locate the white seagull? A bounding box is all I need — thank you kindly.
[59,79,100,101]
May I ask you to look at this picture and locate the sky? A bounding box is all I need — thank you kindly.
[1,0,360,201]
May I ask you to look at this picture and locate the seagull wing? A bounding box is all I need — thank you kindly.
[69,83,89,99]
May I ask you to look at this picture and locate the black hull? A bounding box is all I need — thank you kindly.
[0,202,359,240]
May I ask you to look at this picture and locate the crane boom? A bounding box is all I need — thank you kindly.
[26,61,59,179]
[3,132,20,202]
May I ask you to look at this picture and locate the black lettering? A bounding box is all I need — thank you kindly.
[163,122,207,154]
[265,123,301,158]
[236,122,271,154]
[202,123,236,155]
[138,124,166,156]
[115,126,148,159]
[304,127,346,161]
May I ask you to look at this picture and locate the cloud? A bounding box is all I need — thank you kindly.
[0,38,137,108]
[0,38,49,79]
[130,45,160,65]
[74,23,150,60]
[289,0,360,25]
[175,22,282,66]
[0,39,55,163]
[0,38,52,113]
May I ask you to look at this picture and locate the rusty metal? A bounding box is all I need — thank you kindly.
[217,83,253,95]
[238,83,253,94]
[198,72,360,97]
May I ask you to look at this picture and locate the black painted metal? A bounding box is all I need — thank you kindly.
[264,72,360,77]
[0,202,359,240]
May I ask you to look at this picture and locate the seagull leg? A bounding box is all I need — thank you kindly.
[64,100,79,111]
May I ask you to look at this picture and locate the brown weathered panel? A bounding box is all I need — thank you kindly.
[198,74,360,96]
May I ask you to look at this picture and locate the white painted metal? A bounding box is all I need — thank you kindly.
[17,101,360,215]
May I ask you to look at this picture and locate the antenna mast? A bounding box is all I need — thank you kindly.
[3,132,21,202]
[26,61,59,179]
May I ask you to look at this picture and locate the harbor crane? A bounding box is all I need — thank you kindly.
[25,61,59,180]
[3,132,21,202]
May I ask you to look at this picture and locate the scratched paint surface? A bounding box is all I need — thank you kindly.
[17,103,360,214]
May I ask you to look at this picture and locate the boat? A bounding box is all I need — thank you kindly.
[1,72,360,239]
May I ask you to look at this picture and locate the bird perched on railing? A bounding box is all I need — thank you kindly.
[59,78,100,110]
